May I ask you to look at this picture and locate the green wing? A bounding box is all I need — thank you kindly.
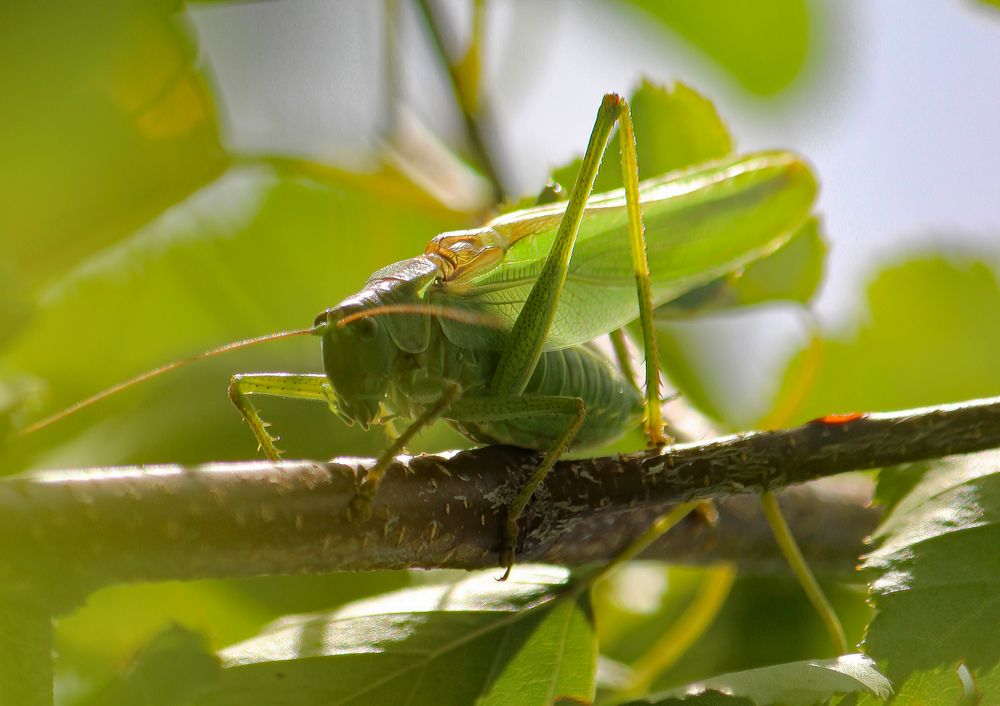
[430,151,817,351]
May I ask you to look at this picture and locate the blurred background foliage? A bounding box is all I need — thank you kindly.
[1,0,998,702]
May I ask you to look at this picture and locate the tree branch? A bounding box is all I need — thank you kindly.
[4,396,1000,603]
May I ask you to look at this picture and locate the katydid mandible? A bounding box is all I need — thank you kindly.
[21,93,817,578]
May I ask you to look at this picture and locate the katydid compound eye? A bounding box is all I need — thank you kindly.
[355,318,377,341]
[313,309,332,327]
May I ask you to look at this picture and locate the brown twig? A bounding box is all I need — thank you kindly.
[3,396,999,605]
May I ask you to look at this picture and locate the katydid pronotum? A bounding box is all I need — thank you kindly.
[21,93,841,646]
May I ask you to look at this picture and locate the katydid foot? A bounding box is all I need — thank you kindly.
[498,514,519,581]
[347,492,374,522]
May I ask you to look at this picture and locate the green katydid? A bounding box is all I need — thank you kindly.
[21,94,818,586]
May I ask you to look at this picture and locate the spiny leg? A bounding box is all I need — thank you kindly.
[448,395,586,580]
[628,101,842,644]
[617,103,668,445]
[483,94,665,575]
[610,107,839,641]
[474,96,838,647]
[227,373,332,461]
[349,382,463,520]
[489,93,665,433]
[608,327,641,395]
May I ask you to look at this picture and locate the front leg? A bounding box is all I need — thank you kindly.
[349,382,463,520]
[227,373,332,460]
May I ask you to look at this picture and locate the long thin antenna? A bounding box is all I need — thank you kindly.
[17,325,324,437]
[337,303,504,329]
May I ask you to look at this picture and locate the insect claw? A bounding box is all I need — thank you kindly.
[347,494,373,522]
[497,549,514,582]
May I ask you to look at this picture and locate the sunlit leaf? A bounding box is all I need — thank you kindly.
[626,692,752,706]
[552,80,733,193]
[863,449,1000,690]
[627,654,891,705]
[194,566,596,706]
[855,665,964,706]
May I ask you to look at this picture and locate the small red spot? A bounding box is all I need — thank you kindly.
[811,412,866,425]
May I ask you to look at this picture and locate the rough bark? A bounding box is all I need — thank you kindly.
[3,396,999,602]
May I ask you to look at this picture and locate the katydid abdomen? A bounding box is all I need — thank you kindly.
[383,323,642,451]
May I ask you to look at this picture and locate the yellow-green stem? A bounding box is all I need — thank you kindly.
[622,563,736,698]
[588,501,701,586]
[761,490,848,654]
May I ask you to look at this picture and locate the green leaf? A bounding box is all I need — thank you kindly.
[649,219,825,418]
[57,581,271,680]
[870,463,931,518]
[970,662,1000,702]
[0,1,226,290]
[855,665,964,706]
[628,654,891,705]
[0,257,32,349]
[612,0,812,96]
[194,566,596,706]
[552,80,733,194]
[82,625,219,706]
[863,449,1000,687]
[763,254,1000,427]
[656,217,826,319]
[626,81,734,183]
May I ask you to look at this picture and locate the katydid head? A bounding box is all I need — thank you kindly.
[314,301,397,430]
[316,296,507,430]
